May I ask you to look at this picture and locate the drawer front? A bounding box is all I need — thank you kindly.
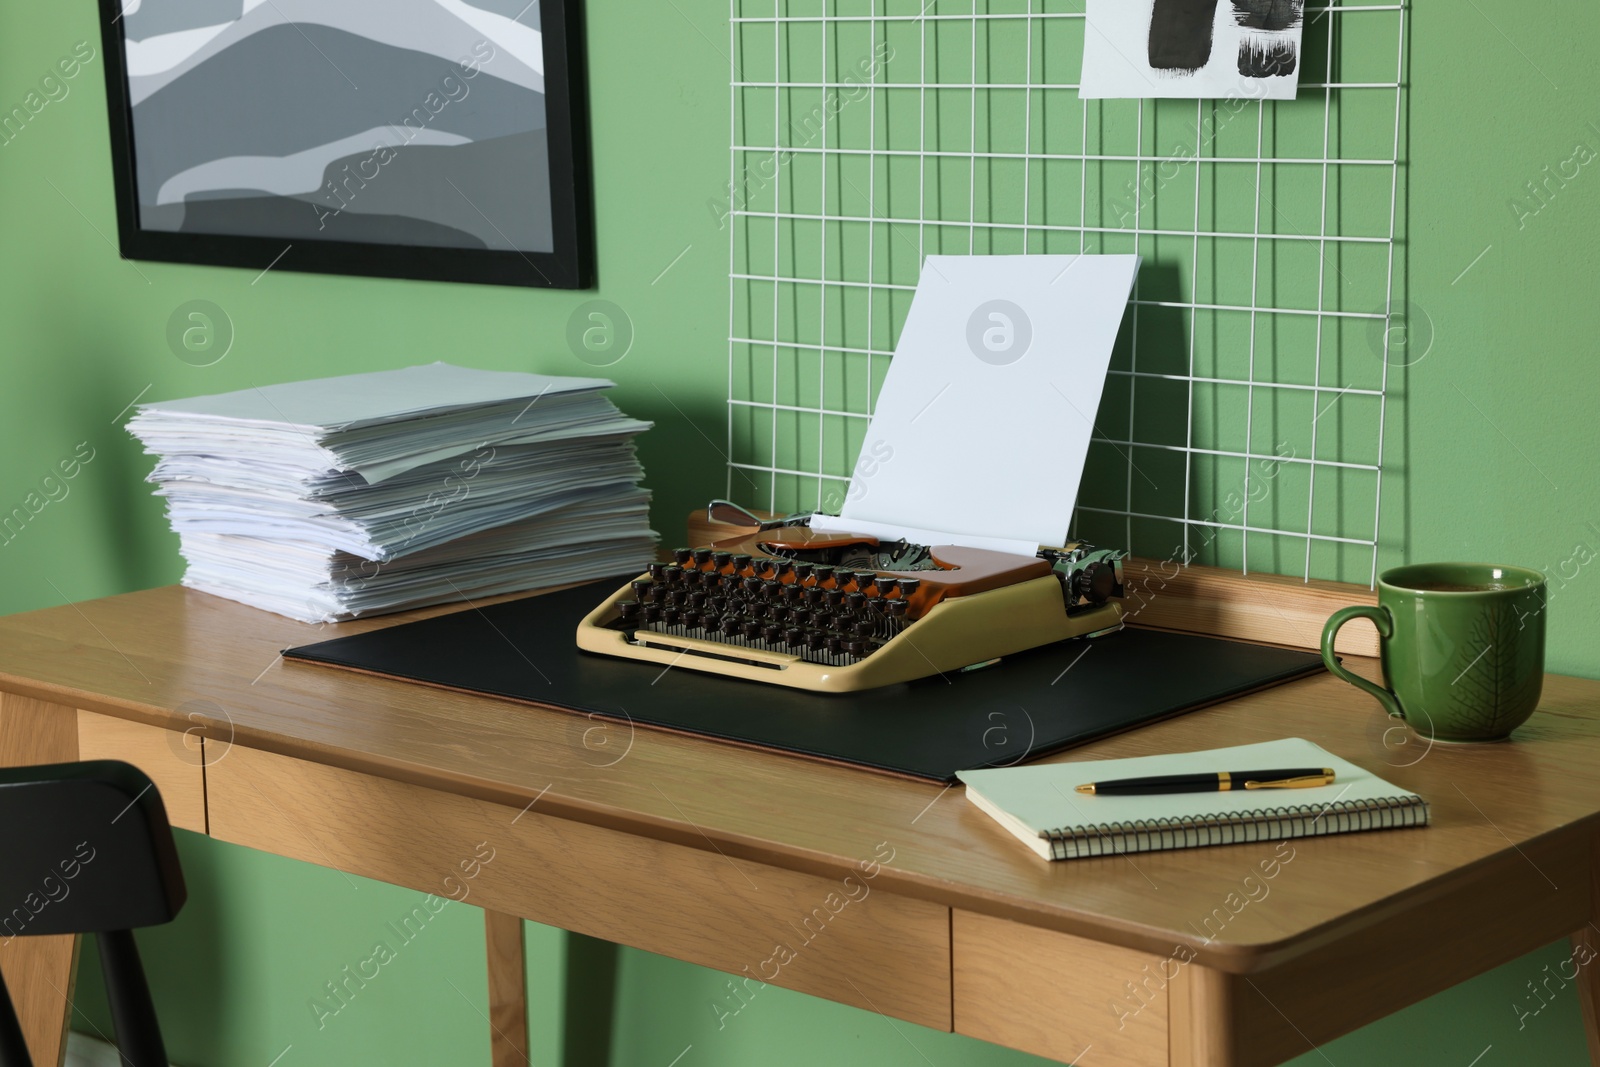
[208,744,952,1031]
[954,910,1170,1067]
[76,710,207,834]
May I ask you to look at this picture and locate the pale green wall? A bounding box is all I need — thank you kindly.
[3,0,1599,1064]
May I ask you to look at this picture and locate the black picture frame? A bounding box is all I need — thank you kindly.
[95,0,593,289]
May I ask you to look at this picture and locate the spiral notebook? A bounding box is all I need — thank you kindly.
[957,738,1429,861]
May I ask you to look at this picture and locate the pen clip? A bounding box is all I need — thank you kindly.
[1243,775,1334,790]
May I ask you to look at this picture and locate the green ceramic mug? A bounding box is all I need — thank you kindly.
[1320,563,1547,743]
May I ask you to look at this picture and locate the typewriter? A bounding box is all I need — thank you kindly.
[576,501,1127,692]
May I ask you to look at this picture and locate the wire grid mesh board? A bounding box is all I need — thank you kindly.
[725,1,1407,584]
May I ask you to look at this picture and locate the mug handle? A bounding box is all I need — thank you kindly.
[1321,605,1403,719]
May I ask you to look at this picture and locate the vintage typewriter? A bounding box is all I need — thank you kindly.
[576,501,1127,692]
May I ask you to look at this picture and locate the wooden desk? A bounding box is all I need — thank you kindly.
[1,582,1599,1067]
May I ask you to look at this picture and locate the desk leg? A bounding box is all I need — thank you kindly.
[1576,829,1600,1067]
[1578,926,1600,1066]
[485,910,529,1067]
[0,693,81,1067]
[1168,964,1238,1067]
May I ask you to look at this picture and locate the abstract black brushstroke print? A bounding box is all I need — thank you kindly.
[1232,0,1303,77]
[1231,0,1303,31]
[1238,37,1300,77]
[1147,0,1222,72]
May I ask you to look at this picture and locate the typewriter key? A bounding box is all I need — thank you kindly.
[793,562,814,582]
[720,617,741,635]
[775,560,795,578]
[762,624,782,643]
[732,554,753,572]
[641,604,662,623]
[806,631,827,651]
[845,638,868,656]
[741,621,761,639]
[804,587,825,606]
[813,564,835,586]
[673,547,693,565]
[692,548,713,567]
[742,577,763,596]
[887,600,908,617]
[712,551,732,569]
[631,579,652,599]
[664,565,683,583]
[688,590,707,609]
[698,612,719,630]
[845,592,866,610]
[770,605,791,623]
[875,577,899,596]
[784,627,806,646]
[825,589,845,608]
[898,577,922,596]
[825,636,844,654]
[617,601,641,620]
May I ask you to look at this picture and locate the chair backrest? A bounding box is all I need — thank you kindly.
[0,760,187,1067]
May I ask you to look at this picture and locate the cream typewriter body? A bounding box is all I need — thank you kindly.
[576,506,1126,693]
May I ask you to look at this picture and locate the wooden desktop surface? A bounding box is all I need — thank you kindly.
[2,581,1599,1066]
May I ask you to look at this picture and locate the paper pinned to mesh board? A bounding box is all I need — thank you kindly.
[1081,0,1306,101]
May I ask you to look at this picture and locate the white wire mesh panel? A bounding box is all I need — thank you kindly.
[726,1,1407,584]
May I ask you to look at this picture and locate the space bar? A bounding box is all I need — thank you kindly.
[632,632,802,667]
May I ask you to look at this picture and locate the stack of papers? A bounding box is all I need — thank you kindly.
[127,363,658,622]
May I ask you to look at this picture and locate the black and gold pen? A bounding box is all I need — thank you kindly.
[1074,768,1336,796]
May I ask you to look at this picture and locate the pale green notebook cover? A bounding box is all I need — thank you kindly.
[957,738,1429,861]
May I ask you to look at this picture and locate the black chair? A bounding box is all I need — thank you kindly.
[0,760,186,1067]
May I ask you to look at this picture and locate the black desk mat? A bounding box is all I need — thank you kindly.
[284,579,1325,782]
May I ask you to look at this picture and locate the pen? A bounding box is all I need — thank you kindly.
[1074,768,1336,795]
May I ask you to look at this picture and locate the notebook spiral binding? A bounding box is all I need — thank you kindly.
[1043,795,1430,860]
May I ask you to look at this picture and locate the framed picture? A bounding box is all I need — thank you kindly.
[96,0,592,289]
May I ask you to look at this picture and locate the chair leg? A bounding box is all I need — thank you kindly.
[0,974,33,1067]
[95,931,167,1067]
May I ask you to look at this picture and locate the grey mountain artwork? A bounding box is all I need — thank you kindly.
[121,0,551,251]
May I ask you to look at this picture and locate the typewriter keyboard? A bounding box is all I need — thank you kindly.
[611,549,928,667]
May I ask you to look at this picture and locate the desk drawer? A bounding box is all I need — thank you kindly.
[208,744,952,1031]
[954,910,1169,1067]
[76,710,207,834]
